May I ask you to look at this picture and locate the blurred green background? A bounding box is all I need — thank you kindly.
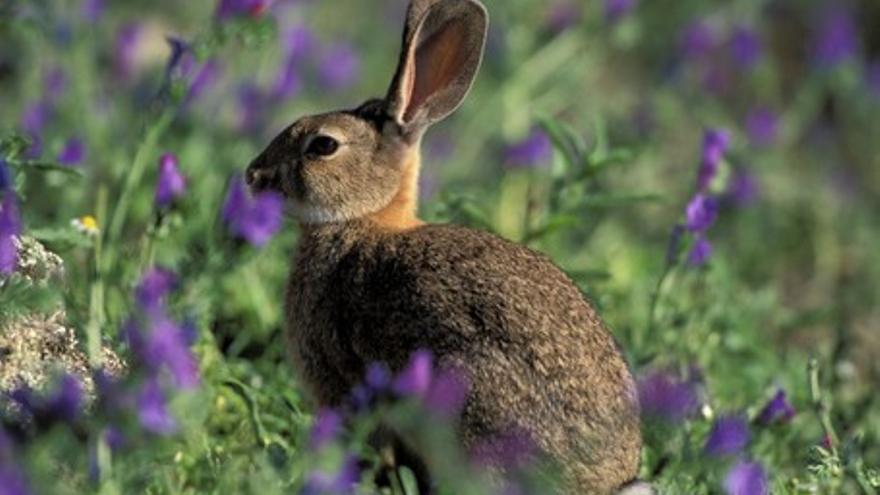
[1,0,879,493]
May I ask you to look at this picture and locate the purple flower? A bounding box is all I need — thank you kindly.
[605,0,637,23]
[687,236,712,266]
[46,374,85,423]
[393,350,433,398]
[637,371,698,422]
[546,1,583,32]
[365,363,391,390]
[144,314,200,389]
[216,0,268,19]
[155,153,187,207]
[812,7,859,67]
[756,388,796,425]
[57,137,86,166]
[236,82,269,134]
[135,267,178,309]
[137,379,177,435]
[505,128,553,168]
[21,101,51,136]
[165,37,195,80]
[724,461,768,495]
[309,408,342,450]
[272,59,302,100]
[317,43,361,91]
[664,224,685,265]
[867,61,880,96]
[0,465,29,495]
[114,23,143,82]
[0,194,22,275]
[685,194,718,233]
[43,66,67,101]
[187,60,223,104]
[681,20,716,60]
[705,415,750,456]
[302,455,360,495]
[745,108,779,148]
[0,160,10,191]
[9,374,84,424]
[222,176,284,247]
[80,0,105,22]
[697,129,731,191]
[281,26,315,60]
[425,368,469,417]
[729,26,762,69]
[727,169,760,207]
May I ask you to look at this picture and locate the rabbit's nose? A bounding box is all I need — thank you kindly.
[246,166,278,193]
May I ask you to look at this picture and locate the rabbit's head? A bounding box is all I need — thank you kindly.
[247,0,488,227]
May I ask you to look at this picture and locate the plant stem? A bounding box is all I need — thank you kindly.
[808,357,840,452]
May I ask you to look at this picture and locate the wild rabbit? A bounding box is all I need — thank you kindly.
[246,0,644,493]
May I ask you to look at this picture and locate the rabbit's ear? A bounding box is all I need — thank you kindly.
[385,0,488,136]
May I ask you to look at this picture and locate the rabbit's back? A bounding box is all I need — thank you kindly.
[287,221,641,492]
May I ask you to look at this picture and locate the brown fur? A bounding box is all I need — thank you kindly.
[246,0,643,493]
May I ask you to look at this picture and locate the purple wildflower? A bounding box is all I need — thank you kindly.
[236,82,269,134]
[216,0,268,19]
[505,128,553,168]
[867,61,880,97]
[681,20,716,60]
[135,267,178,309]
[187,60,223,104]
[222,176,284,247]
[80,0,105,22]
[309,408,342,450]
[43,66,67,101]
[136,379,177,435]
[155,153,187,207]
[687,236,713,266]
[0,465,29,495]
[302,455,360,495]
[664,224,685,265]
[165,37,194,80]
[365,363,392,390]
[0,194,22,275]
[605,0,637,23]
[424,368,470,417]
[393,350,433,398]
[45,374,85,423]
[9,374,84,424]
[57,137,86,166]
[727,169,760,207]
[729,26,762,69]
[745,108,779,148]
[697,129,731,191]
[271,59,302,100]
[756,388,796,425]
[113,24,143,82]
[104,426,127,452]
[0,160,10,191]
[317,43,361,91]
[812,7,859,67]
[282,26,315,60]
[637,371,698,422]
[705,415,750,456]
[685,194,718,232]
[223,177,284,247]
[724,461,769,495]
[546,1,583,33]
[142,314,200,389]
[21,101,51,136]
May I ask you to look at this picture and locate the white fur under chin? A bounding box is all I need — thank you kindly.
[288,201,353,225]
[617,481,655,495]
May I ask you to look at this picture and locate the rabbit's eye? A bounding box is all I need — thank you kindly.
[306,135,339,157]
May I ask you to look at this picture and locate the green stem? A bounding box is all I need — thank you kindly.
[808,357,840,452]
[86,187,108,367]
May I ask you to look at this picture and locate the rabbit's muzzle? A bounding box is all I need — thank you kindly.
[245,153,282,195]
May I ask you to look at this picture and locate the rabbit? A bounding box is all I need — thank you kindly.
[245,0,645,493]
